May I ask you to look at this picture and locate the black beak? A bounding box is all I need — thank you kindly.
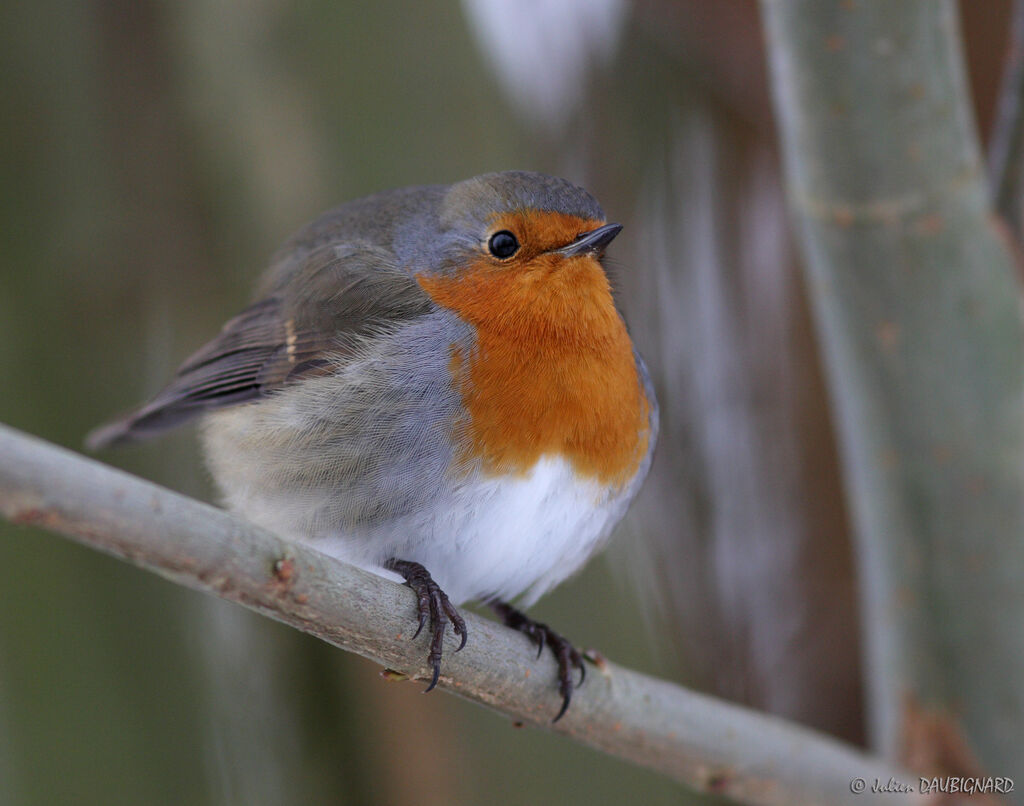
[555,222,623,257]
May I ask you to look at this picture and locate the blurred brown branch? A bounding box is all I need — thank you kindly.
[990,0,1024,240]
[0,423,920,806]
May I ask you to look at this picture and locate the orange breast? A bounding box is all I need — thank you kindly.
[417,213,651,489]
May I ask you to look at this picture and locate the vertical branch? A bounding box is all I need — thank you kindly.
[761,0,1024,783]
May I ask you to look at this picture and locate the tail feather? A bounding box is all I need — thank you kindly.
[85,398,212,450]
[85,416,140,451]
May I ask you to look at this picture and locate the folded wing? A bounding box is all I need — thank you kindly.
[87,243,434,448]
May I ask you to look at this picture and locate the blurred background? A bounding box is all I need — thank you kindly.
[0,1,1015,803]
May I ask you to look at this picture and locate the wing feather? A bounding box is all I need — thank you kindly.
[87,244,434,448]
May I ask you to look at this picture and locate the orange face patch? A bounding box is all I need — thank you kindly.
[417,210,651,488]
[488,209,604,260]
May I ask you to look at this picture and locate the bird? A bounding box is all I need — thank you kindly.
[88,171,658,721]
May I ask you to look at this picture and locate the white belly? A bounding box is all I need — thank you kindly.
[241,455,628,606]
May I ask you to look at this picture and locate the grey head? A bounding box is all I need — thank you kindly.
[401,171,608,276]
[267,171,608,286]
[439,171,605,230]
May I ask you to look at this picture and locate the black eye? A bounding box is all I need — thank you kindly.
[487,230,519,259]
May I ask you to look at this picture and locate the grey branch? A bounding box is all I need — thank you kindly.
[762,0,1024,780]
[0,423,918,806]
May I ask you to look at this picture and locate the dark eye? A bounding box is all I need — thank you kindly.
[487,230,519,259]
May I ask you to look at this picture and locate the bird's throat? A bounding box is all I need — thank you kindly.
[417,259,651,488]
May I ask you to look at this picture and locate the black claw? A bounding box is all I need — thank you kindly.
[385,559,466,692]
[490,600,587,722]
[424,662,440,693]
[443,599,468,652]
[552,692,572,723]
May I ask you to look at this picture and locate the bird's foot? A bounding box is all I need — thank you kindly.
[490,601,585,722]
[385,559,467,692]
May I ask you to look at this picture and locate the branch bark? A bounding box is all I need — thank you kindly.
[761,0,1024,783]
[0,423,921,806]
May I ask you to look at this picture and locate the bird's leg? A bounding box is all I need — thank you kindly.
[489,601,585,722]
[384,558,467,692]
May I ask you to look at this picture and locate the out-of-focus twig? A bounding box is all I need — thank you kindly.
[989,0,1024,242]
[0,422,922,806]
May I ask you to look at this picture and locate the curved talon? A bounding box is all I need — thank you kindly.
[489,600,587,722]
[385,558,465,693]
[411,608,428,640]
[553,692,572,723]
[443,599,468,651]
[424,662,441,693]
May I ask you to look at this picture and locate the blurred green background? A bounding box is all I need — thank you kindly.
[0,1,1014,804]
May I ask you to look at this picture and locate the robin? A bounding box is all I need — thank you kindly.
[88,171,658,721]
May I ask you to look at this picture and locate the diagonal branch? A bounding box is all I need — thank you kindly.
[0,423,920,806]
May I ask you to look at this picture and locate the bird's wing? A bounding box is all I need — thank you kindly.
[87,243,434,448]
